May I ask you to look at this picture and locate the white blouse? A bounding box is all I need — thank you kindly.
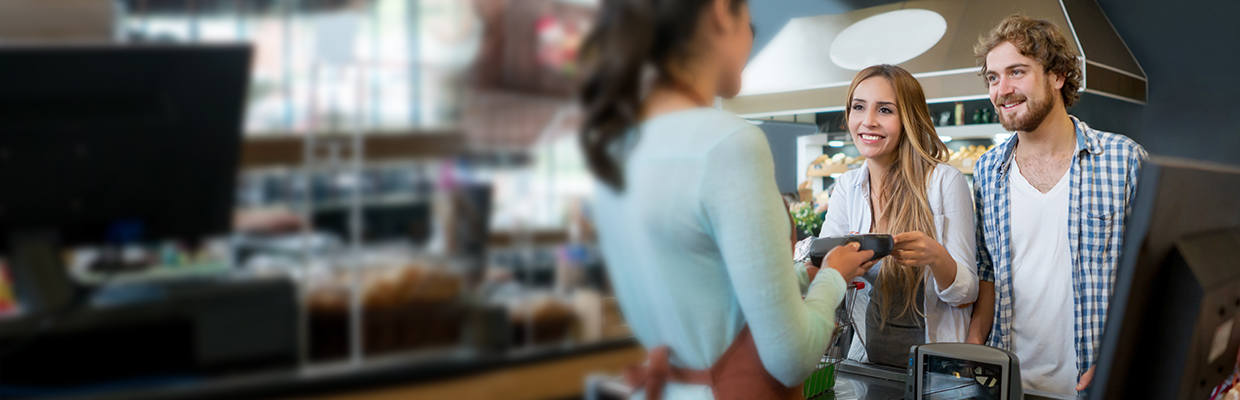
[802,162,979,362]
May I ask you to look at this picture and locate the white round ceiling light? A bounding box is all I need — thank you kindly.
[829,9,947,71]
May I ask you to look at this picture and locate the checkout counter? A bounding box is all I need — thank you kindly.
[588,361,907,400]
[804,361,909,400]
[589,358,1064,400]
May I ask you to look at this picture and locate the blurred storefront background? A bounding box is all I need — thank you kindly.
[0,1,632,400]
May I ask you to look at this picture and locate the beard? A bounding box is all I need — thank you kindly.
[997,79,1056,133]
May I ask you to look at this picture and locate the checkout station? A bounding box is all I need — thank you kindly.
[0,1,1239,400]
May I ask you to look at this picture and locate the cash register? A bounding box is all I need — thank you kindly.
[0,45,299,393]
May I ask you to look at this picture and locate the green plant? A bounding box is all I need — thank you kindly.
[790,201,823,237]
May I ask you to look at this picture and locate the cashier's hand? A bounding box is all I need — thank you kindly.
[1076,365,1095,391]
[892,231,948,267]
[825,242,877,283]
[805,264,821,283]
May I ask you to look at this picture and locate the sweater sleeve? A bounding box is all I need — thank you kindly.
[700,125,847,386]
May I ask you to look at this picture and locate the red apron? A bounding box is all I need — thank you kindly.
[624,326,805,400]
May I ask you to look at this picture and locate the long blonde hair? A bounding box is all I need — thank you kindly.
[843,65,949,328]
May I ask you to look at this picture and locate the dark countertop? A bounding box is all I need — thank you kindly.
[824,360,1072,400]
[10,338,1072,400]
[826,361,909,400]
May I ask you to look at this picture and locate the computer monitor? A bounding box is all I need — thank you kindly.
[0,44,252,313]
[1090,156,1240,400]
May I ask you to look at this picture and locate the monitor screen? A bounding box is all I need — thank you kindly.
[0,45,251,247]
[922,354,1004,400]
[1090,157,1240,400]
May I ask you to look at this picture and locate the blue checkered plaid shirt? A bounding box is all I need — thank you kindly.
[974,116,1147,382]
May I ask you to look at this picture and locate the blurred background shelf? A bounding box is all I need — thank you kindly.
[935,123,1010,140]
[806,164,853,177]
[240,131,468,169]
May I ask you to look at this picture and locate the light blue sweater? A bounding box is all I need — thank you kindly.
[591,108,847,399]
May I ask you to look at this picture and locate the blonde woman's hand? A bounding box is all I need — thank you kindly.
[891,231,949,267]
[825,242,877,282]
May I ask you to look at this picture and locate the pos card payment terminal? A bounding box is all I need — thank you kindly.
[905,343,1023,400]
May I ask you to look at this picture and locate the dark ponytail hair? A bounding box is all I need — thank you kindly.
[578,0,746,190]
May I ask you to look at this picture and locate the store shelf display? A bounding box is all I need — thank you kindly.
[807,153,865,177]
[946,145,995,175]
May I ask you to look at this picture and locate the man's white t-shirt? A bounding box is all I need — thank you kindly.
[1008,158,1079,396]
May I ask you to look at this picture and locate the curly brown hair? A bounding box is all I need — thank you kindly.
[974,14,1082,108]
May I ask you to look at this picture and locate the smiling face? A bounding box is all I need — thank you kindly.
[985,41,1063,133]
[848,76,903,165]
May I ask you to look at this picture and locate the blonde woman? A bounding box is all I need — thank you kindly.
[810,64,979,368]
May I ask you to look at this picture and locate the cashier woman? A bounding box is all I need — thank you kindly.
[804,65,980,368]
[580,0,877,398]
